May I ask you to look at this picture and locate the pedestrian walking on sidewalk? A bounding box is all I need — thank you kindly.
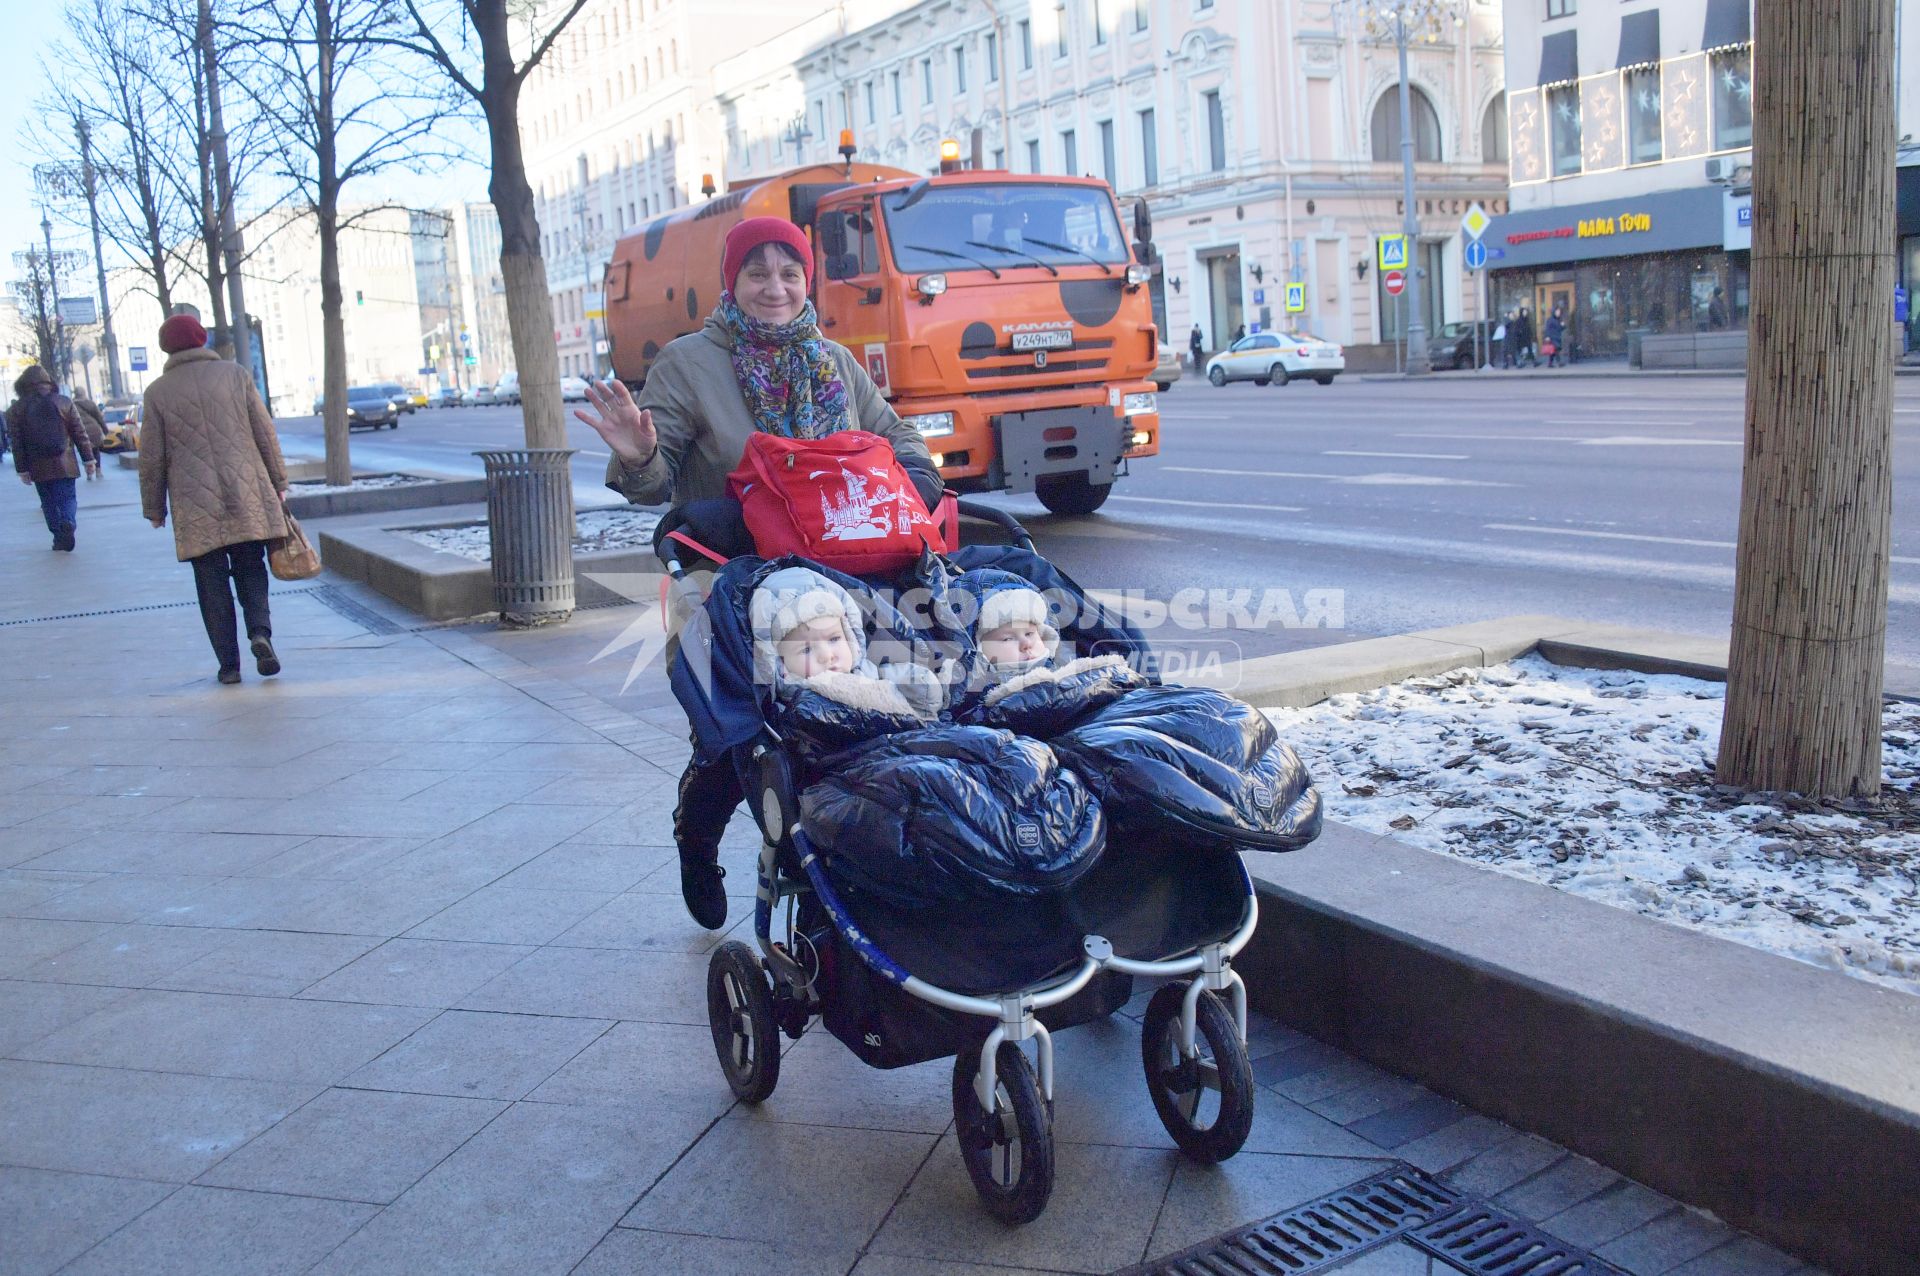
[1512,308,1538,368]
[9,366,99,552]
[1188,323,1205,370]
[73,393,108,475]
[1543,309,1567,368]
[140,314,292,687]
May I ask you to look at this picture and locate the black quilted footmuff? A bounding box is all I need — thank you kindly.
[800,725,1106,909]
[1051,686,1322,850]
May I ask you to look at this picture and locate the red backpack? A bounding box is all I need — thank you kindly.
[725,429,946,575]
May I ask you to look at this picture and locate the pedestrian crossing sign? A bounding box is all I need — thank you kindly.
[1284,282,1306,313]
[1377,235,1408,271]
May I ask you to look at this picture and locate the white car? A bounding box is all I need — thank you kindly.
[493,371,521,405]
[559,376,591,403]
[1205,332,1344,387]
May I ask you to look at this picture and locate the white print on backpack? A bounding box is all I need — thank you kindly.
[818,464,928,543]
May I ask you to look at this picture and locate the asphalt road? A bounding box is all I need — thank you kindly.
[275,372,1920,665]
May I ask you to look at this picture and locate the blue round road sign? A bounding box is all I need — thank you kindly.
[1464,240,1489,271]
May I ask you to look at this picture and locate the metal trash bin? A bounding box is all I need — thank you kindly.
[475,448,576,626]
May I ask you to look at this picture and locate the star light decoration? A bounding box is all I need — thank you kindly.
[1510,88,1545,181]
[1582,74,1624,171]
[1662,53,1708,158]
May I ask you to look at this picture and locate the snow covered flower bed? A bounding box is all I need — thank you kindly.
[401,509,661,562]
[1265,655,1920,992]
[289,474,435,493]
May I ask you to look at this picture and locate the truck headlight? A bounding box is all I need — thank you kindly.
[1125,263,1152,287]
[1122,392,1157,417]
[916,273,947,297]
[906,411,955,438]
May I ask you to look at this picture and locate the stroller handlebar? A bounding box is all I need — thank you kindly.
[952,498,1035,553]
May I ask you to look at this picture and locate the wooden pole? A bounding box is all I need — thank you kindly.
[1717,0,1895,796]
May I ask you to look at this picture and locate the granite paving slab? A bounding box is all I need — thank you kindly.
[345,1008,613,1101]
[56,1184,376,1276]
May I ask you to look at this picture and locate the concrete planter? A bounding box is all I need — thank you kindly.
[283,473,491,520]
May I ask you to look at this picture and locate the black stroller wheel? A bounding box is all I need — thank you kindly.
[951,1042,1055,1224]
[707,941,780,1103]
[1141,981,1254,1163]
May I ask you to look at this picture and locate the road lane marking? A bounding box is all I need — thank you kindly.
[1109,495,1306,513]
[1322,450,1469,460]
[1162,465,1509,488]
[1577,435,1741,447]
[1486,522,1920,565]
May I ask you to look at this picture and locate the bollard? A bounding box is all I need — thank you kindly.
[475,448,576,627]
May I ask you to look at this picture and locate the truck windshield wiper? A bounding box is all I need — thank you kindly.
[899,243,1000,278]
[964,240,1060,277]
[1020,237,1115,275]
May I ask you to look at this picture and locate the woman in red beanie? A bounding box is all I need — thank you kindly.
[140,312,292,686]
[574,214,943,931]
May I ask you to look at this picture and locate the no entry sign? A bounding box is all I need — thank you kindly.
[1383,269,1406,297]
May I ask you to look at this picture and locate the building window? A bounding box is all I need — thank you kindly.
[1139,107,1159,185]
[986,31,999,82]
[992,146,1005,168]
[1099,119,1116,185]
[1204,90,1226,171]
[1546,0,1575,17]
[1481,96,1508,163]
[1061,128,1078,173]
[954,46,967,93]
[1370,86,1443,163]
[892,69,902,113]
[1711,46,1752,150]
[1026,138,1041,172]
[865,80,876,124]
[1133,0,1149,33]
[921,58,934,104]
[1626,66,1661,163]
[1018,19,1033,69]
[1548,82,1582,175]
[1092,0,1107,45]
[1055,0,1069,57]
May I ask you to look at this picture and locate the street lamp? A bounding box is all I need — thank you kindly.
[1340,0,1464,377]
[781,114,814,167]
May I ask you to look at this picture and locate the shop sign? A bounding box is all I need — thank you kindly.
[1577,212,1653,239]
[1724,191,1753,251]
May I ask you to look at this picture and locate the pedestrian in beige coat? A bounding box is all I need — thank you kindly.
[139,314,292,685]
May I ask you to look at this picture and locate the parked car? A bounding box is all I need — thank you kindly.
[311,394,325,415]
[1153,343,1183,392]
[98,402,141,453]
[493,371,521,405]
[559,375,591,403]
[345,384,402,429]
[407,389,429,409]
[467,384,497,406]
[1428,322,1478,371]
[1204,332,1344,387]
[430,388,462,409]
[376,381,418,414]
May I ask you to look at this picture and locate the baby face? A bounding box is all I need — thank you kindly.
[777,615,854,678]
[979,622,1048,668]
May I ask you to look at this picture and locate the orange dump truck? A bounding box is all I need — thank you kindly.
[602,160,1160,515]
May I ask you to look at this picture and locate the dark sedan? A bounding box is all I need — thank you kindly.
[1428,322,1479,371]
[345,386,402,429]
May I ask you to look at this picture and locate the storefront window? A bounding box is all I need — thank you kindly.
[1548,84,1582,176]
[1711,46,1752,151]
[1627,67,1662,164]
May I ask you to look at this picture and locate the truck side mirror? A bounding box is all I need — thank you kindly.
[818,212,848,260]
[1133,198,1153,251]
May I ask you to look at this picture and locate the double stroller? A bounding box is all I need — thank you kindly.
[664,501,1322,1222]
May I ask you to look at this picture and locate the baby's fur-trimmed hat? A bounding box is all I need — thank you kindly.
[749,565,866,681]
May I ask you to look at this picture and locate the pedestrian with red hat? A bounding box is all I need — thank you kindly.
[574,214,944,931]
[140,312,294,686]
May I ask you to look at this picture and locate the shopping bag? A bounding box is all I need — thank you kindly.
[268,512,323,581]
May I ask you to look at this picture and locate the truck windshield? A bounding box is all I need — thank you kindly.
[883,183,1128,274]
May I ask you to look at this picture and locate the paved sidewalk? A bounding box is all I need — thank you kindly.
[2,463,1820,1275]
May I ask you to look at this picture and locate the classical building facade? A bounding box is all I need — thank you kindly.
[522,0,1506,364]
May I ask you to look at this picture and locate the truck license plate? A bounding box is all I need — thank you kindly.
[1011,329,1073,351]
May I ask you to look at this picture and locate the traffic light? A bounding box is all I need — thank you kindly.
[356,290,364,306]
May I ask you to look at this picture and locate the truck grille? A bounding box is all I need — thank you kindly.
[966,357,1109,381]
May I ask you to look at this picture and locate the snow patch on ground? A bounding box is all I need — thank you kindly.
[401,509,661,562]
[1264,655,1920,992]
[289,474,435,493]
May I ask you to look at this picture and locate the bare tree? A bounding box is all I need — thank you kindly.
[236,0,461,484]
[9,247,66,372]
[1717,0,1896,796]
[383,0,590,450]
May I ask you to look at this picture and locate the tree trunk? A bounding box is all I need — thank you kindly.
[482,71,565,449]
[318,201,351,487]
[1717,0,1895,797]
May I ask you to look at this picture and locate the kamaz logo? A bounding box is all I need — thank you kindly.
[1016,822,1041,848]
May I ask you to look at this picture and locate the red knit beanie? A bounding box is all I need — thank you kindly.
[158,314,209,354]
[721,217,812,294]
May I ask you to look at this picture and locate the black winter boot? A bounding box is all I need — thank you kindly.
[674,752,743,931]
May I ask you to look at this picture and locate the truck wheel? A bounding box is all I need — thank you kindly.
[1035,475,1112,516]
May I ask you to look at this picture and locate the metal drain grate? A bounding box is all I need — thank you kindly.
[1411,1201,1627,1275]
[1118,1166,1461,1275]
[303,585,410,634]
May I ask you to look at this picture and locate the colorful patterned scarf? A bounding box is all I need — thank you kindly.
[719,292,850,440]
